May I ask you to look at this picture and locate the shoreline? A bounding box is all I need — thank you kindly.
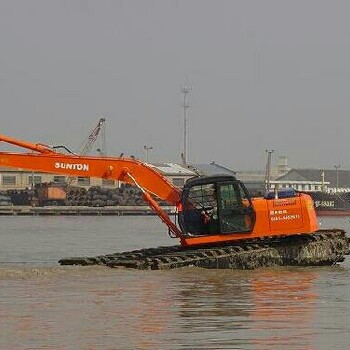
[0,205,176,216]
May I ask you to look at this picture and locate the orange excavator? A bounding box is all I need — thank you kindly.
[1,132,348,269]
[0,133,319,248]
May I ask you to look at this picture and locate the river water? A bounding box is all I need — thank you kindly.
[1,215,350,350]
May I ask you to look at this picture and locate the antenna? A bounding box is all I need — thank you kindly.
[182,85,191,165]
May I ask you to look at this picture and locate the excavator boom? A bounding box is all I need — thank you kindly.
[0,133,56,154]
[0,133,183,238]
[0,152,182,202]
[0,133,181,203]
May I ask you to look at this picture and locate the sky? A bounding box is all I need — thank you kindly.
[1,0,350,171]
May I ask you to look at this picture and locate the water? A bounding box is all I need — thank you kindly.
[1,215,350,350]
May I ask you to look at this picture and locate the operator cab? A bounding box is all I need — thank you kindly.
[178,175,255,236]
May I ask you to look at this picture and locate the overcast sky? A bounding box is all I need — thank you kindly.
[1,0,350,171]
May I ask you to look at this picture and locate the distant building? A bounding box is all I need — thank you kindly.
[235,170,266,195]
[235,156,292,195]
[8,160,349,196]
[151,161,237,187]
[276,156,291,176]
[190,161,236,177]
[0,166,117,191]
[273,168,350,193]
[150,163,197,187]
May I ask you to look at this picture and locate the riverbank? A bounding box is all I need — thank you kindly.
[0,205,176,216]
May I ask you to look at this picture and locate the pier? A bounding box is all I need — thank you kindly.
[0,205,176,216]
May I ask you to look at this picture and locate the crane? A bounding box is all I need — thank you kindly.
[79,117,106,156]
[66,117,106,186]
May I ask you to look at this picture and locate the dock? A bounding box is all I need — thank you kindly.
[0,205,176,216]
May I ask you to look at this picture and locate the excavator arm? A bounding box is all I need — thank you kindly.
[0,133,183,238]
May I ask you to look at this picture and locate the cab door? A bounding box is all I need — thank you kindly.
[217,182,255,234]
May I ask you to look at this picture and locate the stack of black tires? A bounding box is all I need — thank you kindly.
[7,189,34,205]
[65,184,168,207]
[7,184,169,207]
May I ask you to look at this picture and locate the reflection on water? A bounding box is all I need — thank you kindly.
[0,266,322,349]
[1,216,350,349]
[171,269,319,350]
[250,270,318,350]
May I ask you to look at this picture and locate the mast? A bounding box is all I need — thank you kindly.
[265,149,274,191]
